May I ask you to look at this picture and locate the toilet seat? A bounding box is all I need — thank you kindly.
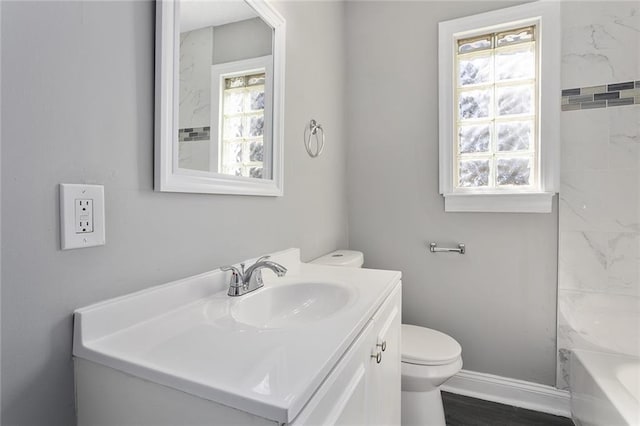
[401,324,462,366]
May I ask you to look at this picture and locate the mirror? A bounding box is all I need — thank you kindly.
[155,0,285,196]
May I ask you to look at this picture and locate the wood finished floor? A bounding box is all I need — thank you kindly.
[442,392,575,426]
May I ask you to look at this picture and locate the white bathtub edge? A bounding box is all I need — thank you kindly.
[570,349,639,426]
[441,369,572,418]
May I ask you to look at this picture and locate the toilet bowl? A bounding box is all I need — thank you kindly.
[311,250,463,426]
[401,324,462,426]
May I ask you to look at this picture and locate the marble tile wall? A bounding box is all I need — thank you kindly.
[178,27,213,172]
[179,26,213,130]
[557,1,640,390]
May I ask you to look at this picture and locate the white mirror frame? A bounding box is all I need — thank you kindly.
[154,0,285,196]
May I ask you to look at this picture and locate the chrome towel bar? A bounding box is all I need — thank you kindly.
[429,242,465,254]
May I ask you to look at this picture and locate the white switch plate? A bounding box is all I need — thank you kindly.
[60,184,105,250]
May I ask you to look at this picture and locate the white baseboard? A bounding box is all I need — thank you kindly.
[441,369,571,418]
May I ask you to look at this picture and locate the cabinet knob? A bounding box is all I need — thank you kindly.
[371,351,382,364]
[377,340,387,352]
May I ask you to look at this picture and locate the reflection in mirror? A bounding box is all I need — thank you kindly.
[178,0,273,180]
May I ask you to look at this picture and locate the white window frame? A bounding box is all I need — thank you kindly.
[438,1,560,213]
[211,56,273,180]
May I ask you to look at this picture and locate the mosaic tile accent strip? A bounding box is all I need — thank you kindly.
[561,80,640,111]
[178,126,210,142]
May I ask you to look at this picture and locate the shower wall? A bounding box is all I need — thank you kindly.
[557,1,640,389]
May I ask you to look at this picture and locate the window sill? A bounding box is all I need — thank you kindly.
[443,192,555,213]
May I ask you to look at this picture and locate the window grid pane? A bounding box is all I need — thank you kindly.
[495,43,535,81]
[496,155,533,186]
[457,34,493,53]
[496,26,535,47]
[454,26,537,191]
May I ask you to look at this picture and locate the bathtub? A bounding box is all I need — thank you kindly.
[571,349,640,426]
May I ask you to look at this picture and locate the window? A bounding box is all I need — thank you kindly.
[211,56,273,180]
[438,2,560,213]
[456,26,536,189]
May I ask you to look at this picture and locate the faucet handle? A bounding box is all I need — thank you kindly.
[221,265,241,275]
[253,255,271,264]
[221,265,243,283]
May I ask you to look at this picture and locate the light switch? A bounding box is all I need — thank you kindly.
[60,184,105,250]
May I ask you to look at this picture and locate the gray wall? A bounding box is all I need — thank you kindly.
[213,17,273,65]
[345,1,559,386]
[0,1,347,424]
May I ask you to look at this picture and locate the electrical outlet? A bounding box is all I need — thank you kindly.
[75,199,94,233]
[60,184,105,250]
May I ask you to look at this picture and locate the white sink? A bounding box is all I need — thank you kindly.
[231,282,355,329]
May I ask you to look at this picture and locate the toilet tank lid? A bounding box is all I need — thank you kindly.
[310,250,364,267]
[401,324,462,366]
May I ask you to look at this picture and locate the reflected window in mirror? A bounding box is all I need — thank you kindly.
[222,71,266,178]
[212,57,272,179]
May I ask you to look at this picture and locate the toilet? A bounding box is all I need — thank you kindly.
[311,250,463,426]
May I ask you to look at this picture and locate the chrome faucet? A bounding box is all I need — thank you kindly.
[221,256,287,296]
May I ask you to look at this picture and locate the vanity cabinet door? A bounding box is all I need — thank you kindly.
[368,283,402,426]
[290,322,374,426]
[289,281,402,426]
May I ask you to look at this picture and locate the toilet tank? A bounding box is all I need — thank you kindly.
[311,250,364,268]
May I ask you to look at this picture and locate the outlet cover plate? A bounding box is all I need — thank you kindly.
[60,184,106,250]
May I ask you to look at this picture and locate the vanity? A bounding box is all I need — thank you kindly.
[73,249,402,425]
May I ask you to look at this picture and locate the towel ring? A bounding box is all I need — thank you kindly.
[304,119,325,158]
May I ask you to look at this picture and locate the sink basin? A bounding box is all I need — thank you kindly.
[231,282,354,329]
